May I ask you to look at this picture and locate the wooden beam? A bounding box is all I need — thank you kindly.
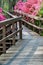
[22,19,43,30]
[0,28,23,43]
[0,17,22,26]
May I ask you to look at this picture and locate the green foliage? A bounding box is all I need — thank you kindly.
[38,2,43,17]
[40,31,43,36]
[35,20,39,26]
[3,0,9,11]
[3,3,9,11]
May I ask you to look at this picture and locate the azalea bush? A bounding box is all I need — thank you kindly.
[14,0,43,22]
[14,0,43,35]
[0,8,6,21]
[14,0,43,16]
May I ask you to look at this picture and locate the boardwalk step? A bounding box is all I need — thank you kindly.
[0,40,23,64]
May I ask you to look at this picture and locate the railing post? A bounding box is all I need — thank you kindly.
[19,20,22,39]
[12,23,15,45]
[16,22,18,36]
[39,20,41,35]
[3,25,6,53]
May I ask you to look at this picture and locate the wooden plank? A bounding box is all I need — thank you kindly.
[0,25,42,65]
[0,39,26,64]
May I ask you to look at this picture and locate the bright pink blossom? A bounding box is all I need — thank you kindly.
[0,13,6,21]
[14,0,43,22]
[14,0,42,15]
[0,8,6,21]
[0,8,2,13]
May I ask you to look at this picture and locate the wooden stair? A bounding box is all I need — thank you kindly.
[0,25,43,65]
[0,40,24,64]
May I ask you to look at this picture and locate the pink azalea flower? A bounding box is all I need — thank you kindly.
[0,8,2,13]
[14,0,43,22]
[32,10,37,15]
[0,13,6,21]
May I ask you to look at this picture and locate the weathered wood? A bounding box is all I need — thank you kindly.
[22,19,43,30]
[2,25,6,53]
[12,23,15,45]
[0,24,40,65]
[14,10,43,29]
[19,20,22,39]
[0,17,22,26]
[0,28,22,43]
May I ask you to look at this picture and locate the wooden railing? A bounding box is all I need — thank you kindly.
[14,10,43,20]
[3,10,43,35]
[0,15,22,54]
[13,10,43,35]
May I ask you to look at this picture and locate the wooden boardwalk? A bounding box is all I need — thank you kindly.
[0,26,43,65]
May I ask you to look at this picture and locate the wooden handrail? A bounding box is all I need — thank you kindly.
[13,10,43,31]
[14,10,43,21]
[0,17,22,26]
[22,19,43,30]
[0,28,23,43]
[3,10,18,18]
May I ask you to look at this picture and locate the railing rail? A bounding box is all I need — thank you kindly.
[0,16,22,26]
[22,19,43,30]
[13,10,43,35]
[14,10,43,21]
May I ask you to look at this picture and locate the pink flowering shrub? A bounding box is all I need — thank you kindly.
[14,0,43,22]
[14,0,43,35]
[0,13,6,21]
[14,0,24,11]
[0,8,3,13]
[0,8,6,21]
[14,0,42,15]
